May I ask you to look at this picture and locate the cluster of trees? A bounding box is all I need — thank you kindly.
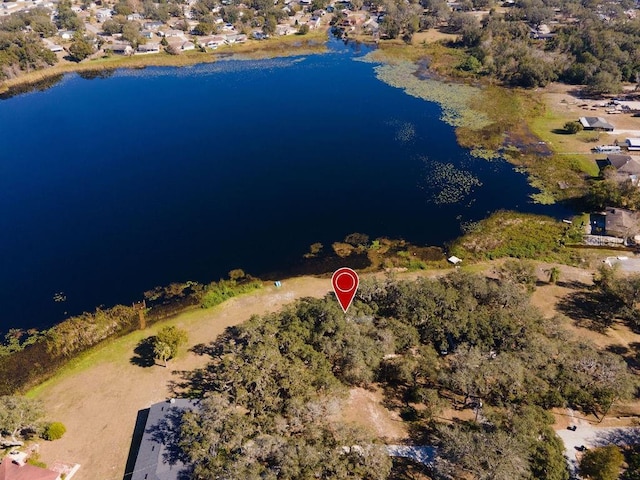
[408,0,640,90]
[589,172,640,211]
[0,396,65,446]
[594,265,640,328]
[0,10,58,79]
[177,271,637,479]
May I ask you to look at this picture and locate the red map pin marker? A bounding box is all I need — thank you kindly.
[332,267,359,313]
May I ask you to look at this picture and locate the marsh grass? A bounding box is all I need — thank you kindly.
[449,211,582,263]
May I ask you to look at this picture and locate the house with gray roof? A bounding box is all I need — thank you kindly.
[604,207,640,240]
[130,399,198,480]
[579,116,614,131]
[606,154,640,185]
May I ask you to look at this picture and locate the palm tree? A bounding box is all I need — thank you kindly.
[154,341,173,368]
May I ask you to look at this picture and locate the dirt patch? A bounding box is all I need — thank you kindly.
[504,124,553,157]
[342,387,409,442]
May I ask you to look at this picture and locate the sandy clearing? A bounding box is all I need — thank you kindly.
[342,387,408,442]
[34,276,331,480]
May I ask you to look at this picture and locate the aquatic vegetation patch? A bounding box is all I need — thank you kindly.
[386,119,416,143]
[359,55,490,130]
[421,159,482,204]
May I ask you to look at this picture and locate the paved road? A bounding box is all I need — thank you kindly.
[556,422,640,478]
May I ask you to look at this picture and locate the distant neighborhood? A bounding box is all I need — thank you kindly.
[0,0,334,64]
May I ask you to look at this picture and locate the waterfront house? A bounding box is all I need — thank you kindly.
[107,43,134,55]
[604,207,640,240]
[129,399,198,480]
[606,154,640,185]
[224,33,247,44]
[579,116,614,131]
[200,35,225,48]
[276,24,296,35]
[180,41,195,51]
[136,42,160,54]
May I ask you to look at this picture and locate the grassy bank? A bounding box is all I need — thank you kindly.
[0,29,328,95]
[367,37,599,203]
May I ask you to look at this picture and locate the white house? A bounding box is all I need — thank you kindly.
[626,138,640,152]
[95,8,112,21]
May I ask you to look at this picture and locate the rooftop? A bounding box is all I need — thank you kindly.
[579,116,615,130]
[130,399,199,480]
[0,458,60,480]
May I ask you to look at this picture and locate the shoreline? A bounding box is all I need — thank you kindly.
[0,29,330,95]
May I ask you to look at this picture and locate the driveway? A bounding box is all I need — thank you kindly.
[604,256,640,274]
[556,422,640,478]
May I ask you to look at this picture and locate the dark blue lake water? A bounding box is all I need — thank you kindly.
[0,39,570,331]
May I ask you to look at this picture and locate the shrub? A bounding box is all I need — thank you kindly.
[43,421,66,440]
[564,121,583,134]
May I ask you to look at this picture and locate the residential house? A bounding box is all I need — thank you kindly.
[275,24,296,35]
[141,30,154,39]
[180,41,195,51]
[136,42,160,54]
[626,138,640,152]
[307,16,321,28]
[200,35,225,48]
[43,39,64,52]
[0,457,61,480]
[95,8,112,21]
[604,207,640,240]
[127,12,142,21]
[224,33,246,44]
[144,21,164,30]
[606,154,640,185]
[107,43,134,55]
[362,17,379,33]
[162,29,184,38]
[579,116,615,131]
[130,399,198,480]
[59,30,75,40]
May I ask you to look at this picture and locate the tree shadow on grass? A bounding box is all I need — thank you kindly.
[130,336,157,368]
[556,290,617,332]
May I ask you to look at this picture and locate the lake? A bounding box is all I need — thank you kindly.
[0,37,570,331]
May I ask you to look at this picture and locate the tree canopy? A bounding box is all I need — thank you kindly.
[175,272,635,478]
